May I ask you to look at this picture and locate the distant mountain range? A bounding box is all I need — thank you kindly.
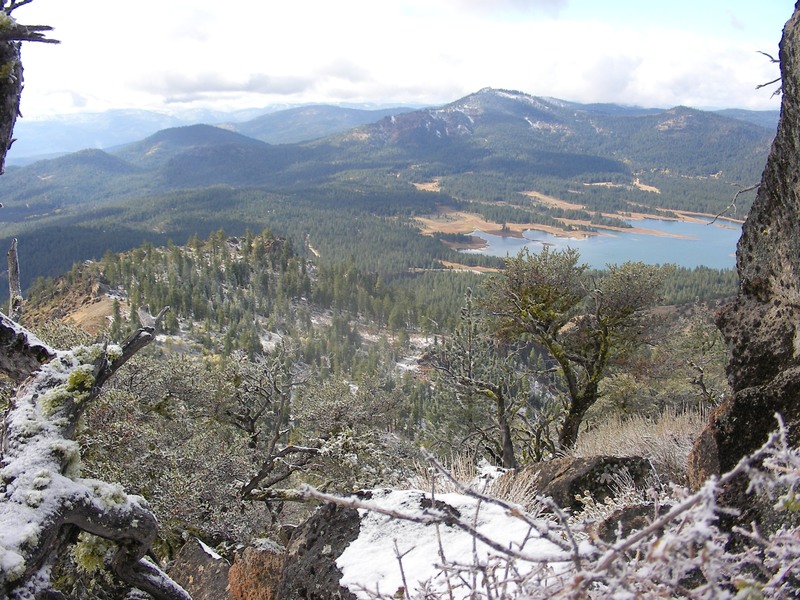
[6,104,417,165]
[0,88,777,291]
[7,94,776,165]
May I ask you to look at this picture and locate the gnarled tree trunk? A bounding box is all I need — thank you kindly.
[0,5,58,174]
[0,308,191,599]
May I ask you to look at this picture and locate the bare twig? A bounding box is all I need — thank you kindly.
[422,449,574,554]
[300,485,579,564]
[393,539,413,600]
[708,183,758,225]
[0,0,33,14]
[539,497,584,571]
[592,425,780,574]
[755,51,782,96]
[757,50,778,63]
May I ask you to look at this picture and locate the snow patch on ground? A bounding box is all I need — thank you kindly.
[337,489,568,599]
[260,331,283,352]
[395,355,421,372]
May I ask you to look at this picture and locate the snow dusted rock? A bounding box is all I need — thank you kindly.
[279,488,572,599]
[169,538,233,600]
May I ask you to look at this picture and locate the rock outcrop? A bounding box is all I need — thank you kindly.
[228,542,285,600]
[277,499,362,599]
[169,538,233,600]
[689,4,800,489]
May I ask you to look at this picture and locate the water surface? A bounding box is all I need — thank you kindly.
[462,217,741,269]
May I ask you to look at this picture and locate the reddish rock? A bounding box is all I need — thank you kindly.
[228,544,285,600]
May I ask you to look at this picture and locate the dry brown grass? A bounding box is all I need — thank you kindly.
[405,454,495,494]
[412,180,441,192]
[571,407,708,485]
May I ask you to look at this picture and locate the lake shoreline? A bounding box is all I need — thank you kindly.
[417,204,744,253]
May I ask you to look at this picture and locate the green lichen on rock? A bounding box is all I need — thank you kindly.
[0,58,16,81]
[106,344,123,363]
[777,489,800,512]
[89,480,128,510]
[0,546,25,582]
[0,13,15,31]
[24,490,43,508]
[30,469,52,490]
[14,415,44,438]
[39,363,96,417]
[18,524,41,553]
[72,344,106,366]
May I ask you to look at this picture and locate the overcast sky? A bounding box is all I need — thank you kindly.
[12,0,792,119]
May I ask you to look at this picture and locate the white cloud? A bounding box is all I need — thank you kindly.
[11,0,787,117]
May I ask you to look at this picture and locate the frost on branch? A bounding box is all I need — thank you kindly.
[0,306,190,599]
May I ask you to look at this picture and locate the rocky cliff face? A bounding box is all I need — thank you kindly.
[689,3,800,489]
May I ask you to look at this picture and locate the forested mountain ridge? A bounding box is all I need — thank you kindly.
[0,88,773,293]
[114,124,270,168]
[336,88,771,176]
[224,104,417,144]
[6,104,419,165]
[23,230,738,349]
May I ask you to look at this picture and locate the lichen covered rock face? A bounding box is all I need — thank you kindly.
[689,6,800,499]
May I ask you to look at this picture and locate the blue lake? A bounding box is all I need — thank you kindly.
[462,217,742,269]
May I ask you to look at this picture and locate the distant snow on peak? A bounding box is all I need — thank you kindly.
[525,117,571,134]
[482,88,561,112]
[541,96,569,108]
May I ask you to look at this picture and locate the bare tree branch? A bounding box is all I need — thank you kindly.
[757,50,779,63]
[299,485,580,565]
[0,298,188,598]
[755,50,782,96]
[0,22,57,43]
[0,1,33,15]
[708,183,759,225]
